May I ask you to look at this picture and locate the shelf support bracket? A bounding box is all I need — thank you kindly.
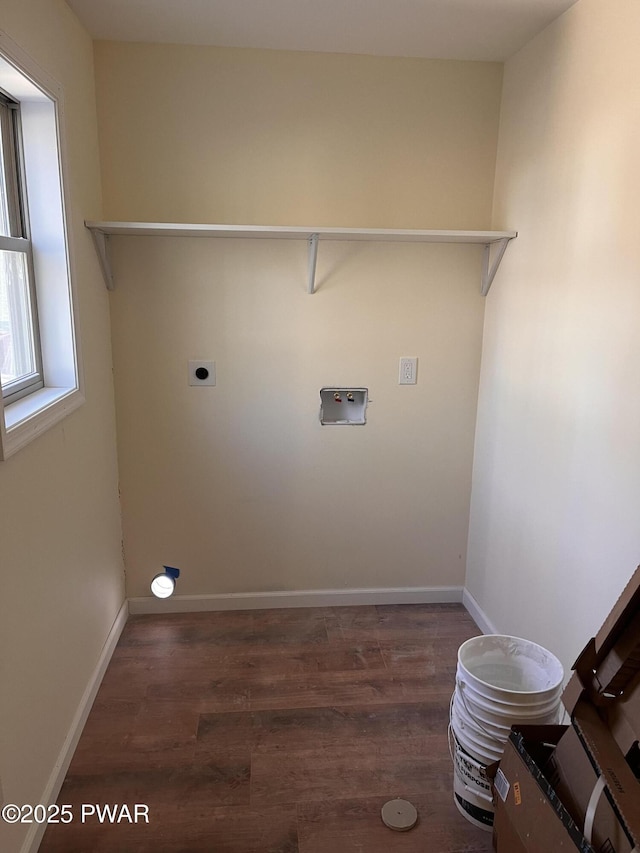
[307,233,319,293]
[90,229,114,291]
[481,237,512,296]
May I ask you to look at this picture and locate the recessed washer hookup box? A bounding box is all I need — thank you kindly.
[489,565,640,853]
[319,388,368,425]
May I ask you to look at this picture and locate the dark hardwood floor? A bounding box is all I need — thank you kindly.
[40,603,493,852]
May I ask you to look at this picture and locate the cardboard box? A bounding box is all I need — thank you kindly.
[489,726,594,852]
[491,566,640,853]
[547,725,633,853]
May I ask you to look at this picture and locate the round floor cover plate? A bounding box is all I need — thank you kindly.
[381,798,418,831]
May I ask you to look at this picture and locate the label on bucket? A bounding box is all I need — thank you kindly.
[452,733,491,793]
[494,768,510,802]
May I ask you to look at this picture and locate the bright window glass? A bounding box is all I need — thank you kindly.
[0,249,38,387]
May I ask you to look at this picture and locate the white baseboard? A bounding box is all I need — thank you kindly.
[462,587,497,634]
[128,585,464,614]
[21,599,129,853]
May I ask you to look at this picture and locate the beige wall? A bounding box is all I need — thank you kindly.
[466,0,640,674]
[94,42,502,229]
[95,45,504,598]
[0,4,124,851]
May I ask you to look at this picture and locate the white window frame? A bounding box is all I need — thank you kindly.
[0,31,83,460]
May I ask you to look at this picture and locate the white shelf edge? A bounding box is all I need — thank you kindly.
[86,220,516,242]
[84,221,517,293]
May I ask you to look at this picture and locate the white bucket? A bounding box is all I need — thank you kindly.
[457,635,564,702]
[450,727,494,831]
[453,679,561,741]
[450,700,505,761]
[452,690,511,739]
[450,634,563,831]
[455,674,562,719]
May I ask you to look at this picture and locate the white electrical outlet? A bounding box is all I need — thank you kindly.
[399,357,418,385]
[188,360,216,386]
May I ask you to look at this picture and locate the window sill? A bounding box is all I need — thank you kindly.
[2,386,84,459]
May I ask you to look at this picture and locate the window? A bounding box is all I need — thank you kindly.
[0,33,83,459]
[0,92,43,403]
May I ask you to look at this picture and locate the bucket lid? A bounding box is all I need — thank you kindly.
[381,799,418,831]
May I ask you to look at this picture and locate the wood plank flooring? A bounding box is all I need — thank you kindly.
[39,603,493,853]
